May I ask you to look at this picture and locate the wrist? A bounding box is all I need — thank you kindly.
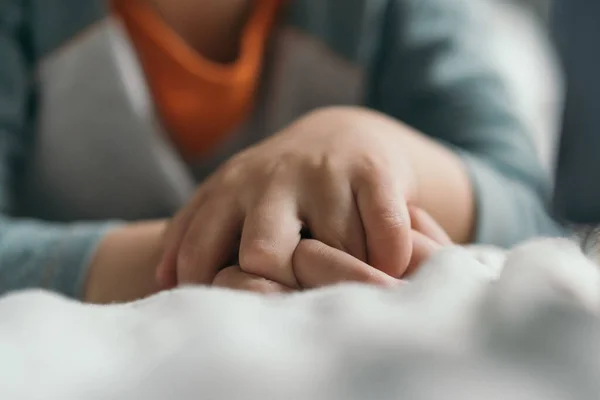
[84,220,167,304]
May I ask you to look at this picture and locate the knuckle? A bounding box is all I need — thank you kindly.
[223,153,297,193]
[374,209,409,234]
[219,167,241,190]
[218,155,249,188]
[319,153,345,177]
[266,156,291,172]
[355,154,391,183]
[240,240,283,274]
[263,157,294,183]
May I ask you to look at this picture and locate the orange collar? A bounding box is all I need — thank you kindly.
[114,0,282,159]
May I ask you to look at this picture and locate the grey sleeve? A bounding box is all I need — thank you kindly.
[369,0,564,246]
[0,2,117,298]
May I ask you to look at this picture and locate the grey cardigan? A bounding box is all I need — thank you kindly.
[0,0,562,298]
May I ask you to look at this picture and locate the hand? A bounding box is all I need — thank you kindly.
[212,206,452,294]
[157,107,423,289]
[85,220,167,304]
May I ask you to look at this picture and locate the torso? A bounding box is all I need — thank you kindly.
[18,0,376,222]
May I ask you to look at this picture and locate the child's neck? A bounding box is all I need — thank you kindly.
[147,0,252,64]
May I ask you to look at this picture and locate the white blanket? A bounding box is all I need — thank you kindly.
[1,238,600,399]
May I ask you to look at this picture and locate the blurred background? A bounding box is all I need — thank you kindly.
[474,0,599,225]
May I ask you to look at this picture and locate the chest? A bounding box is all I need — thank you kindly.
[20,9,373,222]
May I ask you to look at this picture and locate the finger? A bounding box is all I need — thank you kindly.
[304,178,367,262]
[292,239,398,289]
[353,167,412,277]
[408,206,452,245]
[156,208,191,289]
[404,230,443,277]
[156,188,208,288]
[213,266,293,294]
[239,191,302,288]
[177,199,243,284]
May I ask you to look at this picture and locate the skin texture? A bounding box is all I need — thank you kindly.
[84,206,450,303]
[214,207,452,294]
[156,107,473,291]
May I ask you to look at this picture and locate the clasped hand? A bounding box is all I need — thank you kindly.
[156,107,451,293]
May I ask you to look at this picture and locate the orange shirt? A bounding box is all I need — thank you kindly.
[113,0,280,159]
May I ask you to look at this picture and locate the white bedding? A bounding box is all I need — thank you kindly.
[1,238,600,399]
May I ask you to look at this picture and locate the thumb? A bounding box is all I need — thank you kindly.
[403,206,453,277]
